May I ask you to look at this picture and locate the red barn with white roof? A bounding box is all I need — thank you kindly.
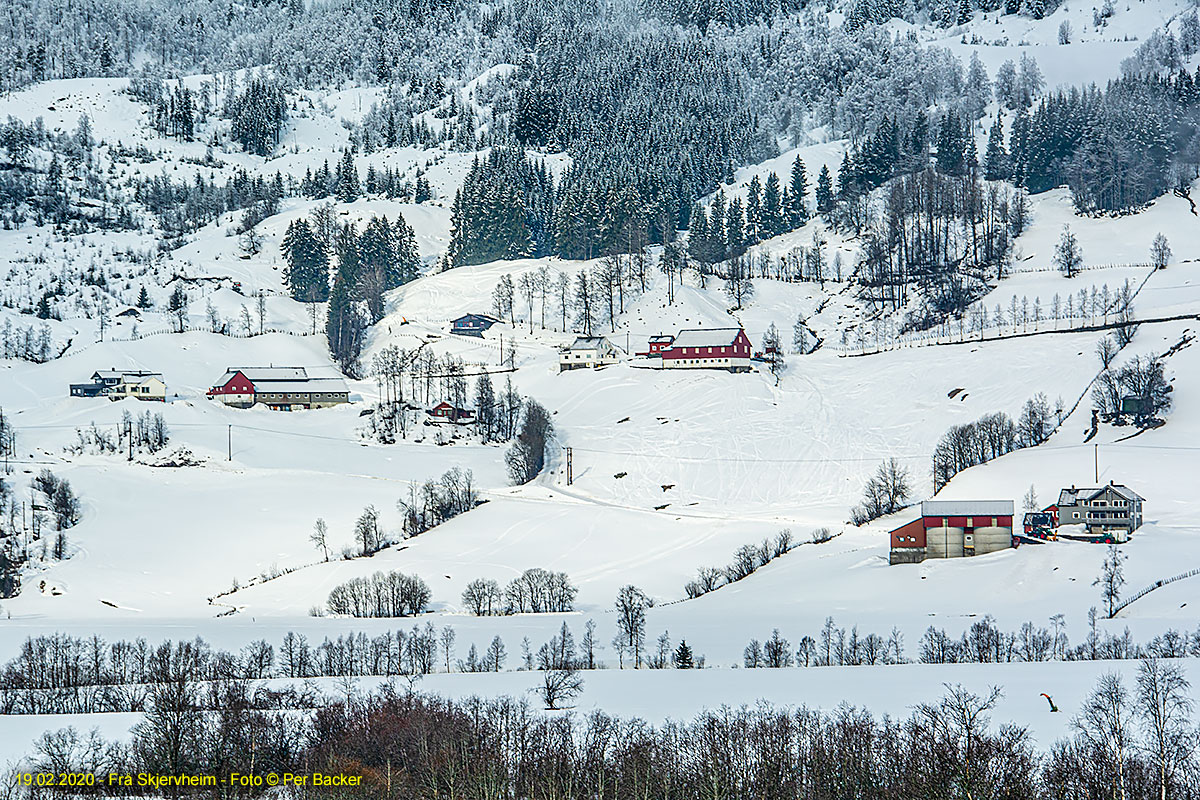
[660,328,752,372]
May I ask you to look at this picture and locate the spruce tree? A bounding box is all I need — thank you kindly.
[762,173,784,239]
[283,219,330,302]
[337,149,360,203]
[687,204,710,264]
[326,271,364,376]
[815,165,834,214]
[984,117,1011,181]
[745,176,762,243]
[787,155,808,228]
[726,196,746,257]
[707,191,728,262]
[674,640,694,669]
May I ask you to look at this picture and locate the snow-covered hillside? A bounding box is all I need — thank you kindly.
[1,0,1199,777]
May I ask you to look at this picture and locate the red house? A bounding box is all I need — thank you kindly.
[637,334,675,357]
[428,401,474,423]
[660,328,752,372]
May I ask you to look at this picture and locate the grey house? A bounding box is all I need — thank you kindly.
[1056,483,1145,541]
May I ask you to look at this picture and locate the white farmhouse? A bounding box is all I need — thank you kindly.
[560,336,621,371]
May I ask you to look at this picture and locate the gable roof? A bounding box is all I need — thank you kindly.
[1059,484,1144,505]
[451,313,500,324]
[124,373,165,385]
[566,336,614,350]
[218,367,309,385]
[668,328,745,349]
[254,378,348,394]
[921,500,1014,517]
[92,369,163,382]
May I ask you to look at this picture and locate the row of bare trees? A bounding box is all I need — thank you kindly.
[25,665,1199,800]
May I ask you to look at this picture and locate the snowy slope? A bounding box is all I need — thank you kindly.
[2,0,1200,762]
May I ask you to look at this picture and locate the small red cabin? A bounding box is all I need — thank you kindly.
[429,402,474,422]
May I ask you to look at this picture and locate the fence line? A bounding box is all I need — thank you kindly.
[839,262,1165,356]
[1113,567,1200,616]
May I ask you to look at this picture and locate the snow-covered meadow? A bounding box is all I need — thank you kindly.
[1,0,1199,772]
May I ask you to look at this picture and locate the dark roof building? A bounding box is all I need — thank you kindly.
[450,314,500,337]
[1056,483,1144,541]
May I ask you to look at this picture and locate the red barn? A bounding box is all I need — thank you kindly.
[889,500,1014,564]
[660,328,752,372]
[207,367,349,410]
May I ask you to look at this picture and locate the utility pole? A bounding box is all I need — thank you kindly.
[1094,443,1099,483]
[565,447,573,486]
[228,425,232,461]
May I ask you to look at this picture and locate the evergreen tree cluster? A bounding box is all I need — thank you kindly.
[355,83,451,152]
[151,83,197,140]
[1007,69,1200,213]
[281,207,420,374]
[225,75,288,156]
[0,0,145,92]
[446,147,555,266]
[298,158,432,203]
[134,169,283,243]
[514,23,774,252]
[687,155,809,263]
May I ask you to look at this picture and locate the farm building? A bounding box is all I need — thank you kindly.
[449,314,500,337]
[637,334,675,356]
[889,500,1015,565]
[660,328,752,372]
[70,369,166,401]
[428,402,474,423]
[560,336,620,371]
[1056,483,1144,541]
[1022,510,1057,535]
[207,367,349,410]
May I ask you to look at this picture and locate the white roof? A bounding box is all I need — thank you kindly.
[566,336,612,350]
[1059,485,1144,504]
[669,328,744,348]
[921,500,1014,517]
[94,369,161,380]
[254,378,348,394]
[220,367,309,383]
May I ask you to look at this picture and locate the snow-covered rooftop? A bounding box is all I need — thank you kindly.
[668,328,744,348]
[921,500,1015,517]
[223,367,309,382]
[254,379,349,394]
